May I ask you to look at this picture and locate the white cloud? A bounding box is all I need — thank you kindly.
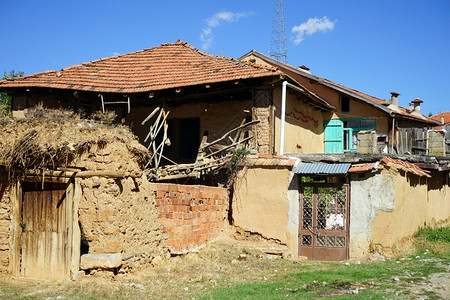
[200,11,247,51]
[292,16,336,45]
[112,51,120,56]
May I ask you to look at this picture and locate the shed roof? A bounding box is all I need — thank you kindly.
[295,163,351,175]
[0,40,281,94]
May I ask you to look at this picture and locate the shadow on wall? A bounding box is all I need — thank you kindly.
[79,222,90,255]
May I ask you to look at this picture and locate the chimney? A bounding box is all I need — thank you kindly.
[411,98,423,115]
[390,92,400,106]
[299,65,310,71]
[408,102,414,112]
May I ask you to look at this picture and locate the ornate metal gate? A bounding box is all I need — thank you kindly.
[299,183,349,261]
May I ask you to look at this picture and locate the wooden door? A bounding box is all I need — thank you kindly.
[299,183,349,261]
[21,182,69,279]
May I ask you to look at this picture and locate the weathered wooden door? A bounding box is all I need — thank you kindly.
[299,183,349,261]
[21,182,69,279]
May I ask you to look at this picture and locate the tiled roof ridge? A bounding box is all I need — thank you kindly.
[1,40,278,86]
[176,40,278,72]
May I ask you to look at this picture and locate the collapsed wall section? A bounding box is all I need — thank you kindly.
[75,143,166,259]
[152,183,227,254]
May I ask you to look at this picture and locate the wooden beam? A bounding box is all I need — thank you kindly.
[201,120,259,150]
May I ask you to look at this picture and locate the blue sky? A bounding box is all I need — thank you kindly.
[1,0,449,115]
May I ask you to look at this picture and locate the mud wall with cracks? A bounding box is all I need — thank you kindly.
[232,166,295,252]
[369,169,450,255]
[349,170,396,258]
[74,143,167,259]
[350,168,450,258]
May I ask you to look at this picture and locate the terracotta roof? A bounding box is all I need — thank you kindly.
[431,112,450,129]
[380,157,430,177]
[348,157,430,177]
[239,50,439,126]
[0,40,280,94]
[243,154,297,167]
[348,162,379,173]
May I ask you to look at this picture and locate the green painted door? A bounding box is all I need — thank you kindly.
[324,119,343,153]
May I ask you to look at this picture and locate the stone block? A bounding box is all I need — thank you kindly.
[80,253,122,270]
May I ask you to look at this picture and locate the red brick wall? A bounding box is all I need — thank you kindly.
[151,183,228,254]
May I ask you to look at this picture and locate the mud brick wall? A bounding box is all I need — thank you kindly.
[254,107,272,155]
[151,183,228,254]
[0,171,11,269]
[76,143,166,257]
[78,176,165,255]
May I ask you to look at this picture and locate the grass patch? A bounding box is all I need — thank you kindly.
[414,226,450,257]
[415,226,450,243]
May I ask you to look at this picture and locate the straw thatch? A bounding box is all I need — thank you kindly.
[0,108,150,171]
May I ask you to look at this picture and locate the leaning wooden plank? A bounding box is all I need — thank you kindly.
[141,107,160,125]
[156,121,168,167]
[201,120,259,150]
[144,108,164,143]
[152,110,170,143]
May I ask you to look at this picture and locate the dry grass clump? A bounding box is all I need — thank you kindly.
[0,107,149,171]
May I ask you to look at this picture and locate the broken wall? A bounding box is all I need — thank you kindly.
[152,183,227,254]
[74,143,165,257]
[128,99,252,148]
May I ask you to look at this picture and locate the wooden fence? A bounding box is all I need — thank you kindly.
[397,127,449,156]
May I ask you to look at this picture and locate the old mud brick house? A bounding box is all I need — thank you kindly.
[0,39,448,278]
[0,113,167,279]
[0,40,336,279]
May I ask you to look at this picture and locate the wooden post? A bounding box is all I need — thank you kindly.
[71,178,81,276]
[9,181,21,276]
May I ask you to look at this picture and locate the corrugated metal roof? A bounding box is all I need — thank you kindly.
[295,163,351,175]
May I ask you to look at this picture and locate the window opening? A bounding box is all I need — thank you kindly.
[341,96,350,112]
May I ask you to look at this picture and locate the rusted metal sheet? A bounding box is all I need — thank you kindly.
[299,183,349,261]
[21,182,68,279]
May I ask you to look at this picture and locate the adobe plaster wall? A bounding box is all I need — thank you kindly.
[349,171,396,258]
[350,169,450,258]
[232,166,299,254]
[273,87,325,154]
[369,170,449,254]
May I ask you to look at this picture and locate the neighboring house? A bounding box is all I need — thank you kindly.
[432,112,450,130]
[239,51,440,154]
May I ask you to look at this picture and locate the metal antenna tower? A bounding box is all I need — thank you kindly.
[270,0,288,62]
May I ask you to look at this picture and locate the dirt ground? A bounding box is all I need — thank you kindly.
[0,237,448,299]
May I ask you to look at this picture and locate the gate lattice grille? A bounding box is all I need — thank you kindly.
[299,183,349,260]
